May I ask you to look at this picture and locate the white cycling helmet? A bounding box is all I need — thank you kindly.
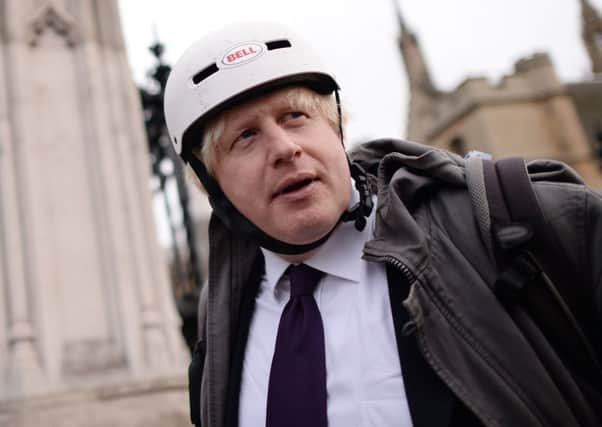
[163,21,372,256]
[164,21,339,160]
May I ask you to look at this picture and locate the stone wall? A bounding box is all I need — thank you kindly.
[0,1,189,425]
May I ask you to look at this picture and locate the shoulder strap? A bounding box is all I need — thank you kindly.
[467,156,602,426]
[482,157,544,264]
[467,155,602,379]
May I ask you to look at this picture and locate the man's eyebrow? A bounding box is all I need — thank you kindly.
[223,113,258,133]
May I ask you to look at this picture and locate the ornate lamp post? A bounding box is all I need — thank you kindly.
[140,39,202,354]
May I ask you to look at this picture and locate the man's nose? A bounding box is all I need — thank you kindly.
[266,123,301,167]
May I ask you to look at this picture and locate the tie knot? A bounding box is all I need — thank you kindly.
[288,264,323,297]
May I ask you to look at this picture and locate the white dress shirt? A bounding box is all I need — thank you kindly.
[239,191,413,427]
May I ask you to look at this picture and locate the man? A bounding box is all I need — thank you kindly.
[164,22,602,427]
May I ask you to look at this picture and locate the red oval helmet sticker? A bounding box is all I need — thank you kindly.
[221,43,264,67]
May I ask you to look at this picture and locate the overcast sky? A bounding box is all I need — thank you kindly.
[118,0,602,146]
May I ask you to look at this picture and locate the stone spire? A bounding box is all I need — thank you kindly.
[579,0,602,73]
[394,0,437,93]
[393,0,439,140]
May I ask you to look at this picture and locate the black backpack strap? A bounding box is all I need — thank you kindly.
[477,157,602,426]
[483,158,601,367]
[491,158,579,284]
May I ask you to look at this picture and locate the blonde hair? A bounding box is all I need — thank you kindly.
[190,86,341,176]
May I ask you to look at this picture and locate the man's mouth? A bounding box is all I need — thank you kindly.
[281,178,313,194]
[273,176,316,199]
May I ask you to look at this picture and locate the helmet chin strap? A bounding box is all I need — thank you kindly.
[185,153,373,256]
[332,89,374,231]
[341,161,374,231]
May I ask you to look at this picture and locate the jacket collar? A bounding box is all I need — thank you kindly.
[353,139,466,277]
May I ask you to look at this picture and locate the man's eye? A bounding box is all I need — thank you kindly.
[282,111,307,123]
[239,129,256,139]
[232,129,257,147]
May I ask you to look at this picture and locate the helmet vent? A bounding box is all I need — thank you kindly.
[192,63,219,84]
[265,39,292,50]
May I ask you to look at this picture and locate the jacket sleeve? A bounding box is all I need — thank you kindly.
[189,283,208,427]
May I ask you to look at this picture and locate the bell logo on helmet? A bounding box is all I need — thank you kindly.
[221,43,264,67]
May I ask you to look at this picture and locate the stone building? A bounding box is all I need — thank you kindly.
[0,1,189,426]
[397,0,602,189]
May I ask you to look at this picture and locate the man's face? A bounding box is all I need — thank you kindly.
[212,87,351,247]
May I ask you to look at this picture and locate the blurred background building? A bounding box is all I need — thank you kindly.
[399,0,602,188]
[0,1,189,426]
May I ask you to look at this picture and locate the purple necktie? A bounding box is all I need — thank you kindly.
[266,264,327,427]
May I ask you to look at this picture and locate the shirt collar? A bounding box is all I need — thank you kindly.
[261,180,375,291]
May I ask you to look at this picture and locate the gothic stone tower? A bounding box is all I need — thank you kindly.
[580,0,602,73]
[0,1,189,425]
[393,0,440,143]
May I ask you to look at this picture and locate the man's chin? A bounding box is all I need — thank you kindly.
[271,220,336,246]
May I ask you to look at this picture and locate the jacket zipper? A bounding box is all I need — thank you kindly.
[384,255,416,284]
[383,255,546,426]
[382,256,418,335]
[383,254,497,425]
[383,254,470,341]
